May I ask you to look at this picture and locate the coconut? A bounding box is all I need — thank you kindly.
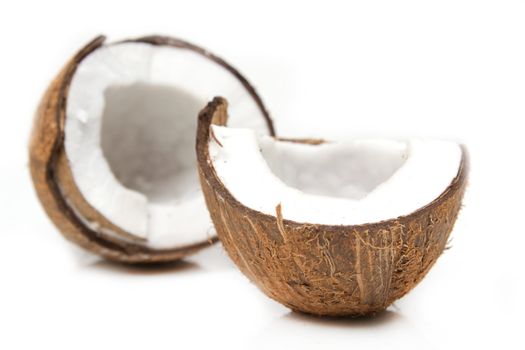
[197,97,468,317]
[29,36,274,263]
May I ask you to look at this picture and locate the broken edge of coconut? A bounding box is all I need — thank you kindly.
[29,36,274,263]
[197,97,469,317]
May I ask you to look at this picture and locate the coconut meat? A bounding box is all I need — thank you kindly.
[209,125,462,225]
[65,42,267,249]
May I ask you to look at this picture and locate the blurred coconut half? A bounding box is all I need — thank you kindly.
[29,36,274,263]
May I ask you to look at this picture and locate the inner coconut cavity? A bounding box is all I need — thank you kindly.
[209,125,462,225]
[65,42,268,249]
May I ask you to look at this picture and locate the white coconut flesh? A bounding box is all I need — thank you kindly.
[209,125,462,225]
[65,42,269,249]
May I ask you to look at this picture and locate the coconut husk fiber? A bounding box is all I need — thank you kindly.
[196,97,468,317]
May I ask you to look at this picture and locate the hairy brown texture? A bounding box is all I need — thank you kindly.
[197,98,468,317]
[29,36,274,264]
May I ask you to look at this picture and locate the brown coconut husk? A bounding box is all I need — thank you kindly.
[29,36,274,264]
[196,97,468,317]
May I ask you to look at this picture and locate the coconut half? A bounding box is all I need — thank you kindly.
[197,98,468,317]
[29,36,274,263]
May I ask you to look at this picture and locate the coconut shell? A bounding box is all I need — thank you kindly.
[29,36,274,264]
[197,97,469,317]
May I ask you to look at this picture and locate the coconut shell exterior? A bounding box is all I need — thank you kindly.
[197,97,469,317]
[29,36,274,264]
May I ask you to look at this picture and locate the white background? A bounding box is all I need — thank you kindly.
[1,1,524,349]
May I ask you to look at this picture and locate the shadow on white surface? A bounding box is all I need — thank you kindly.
[248,307,431,349]
[72,241,236,276]
[87,259,199,275]
[284,308,400,328]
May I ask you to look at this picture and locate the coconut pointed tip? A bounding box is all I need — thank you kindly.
[197,97,229,162]
[198,97,229,127]
[91,35,107,44]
